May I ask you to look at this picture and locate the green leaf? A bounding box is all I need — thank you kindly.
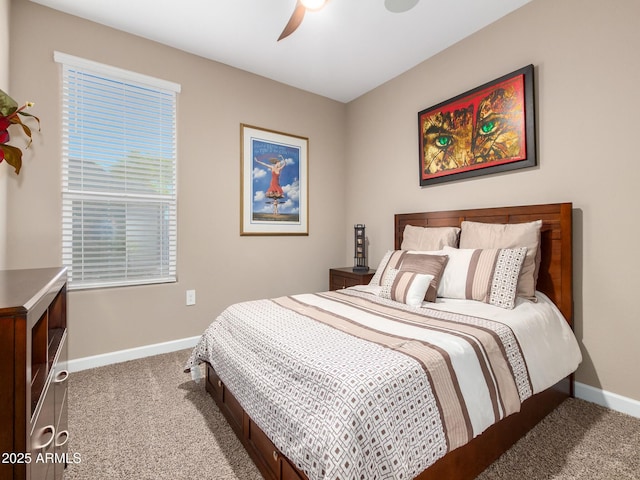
[0,89,18,118]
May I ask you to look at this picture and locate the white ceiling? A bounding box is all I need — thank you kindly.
[30,0,532,103]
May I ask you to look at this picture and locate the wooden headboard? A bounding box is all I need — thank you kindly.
[394,203,573,324]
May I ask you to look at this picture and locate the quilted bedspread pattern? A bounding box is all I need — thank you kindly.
[185,289,532,480]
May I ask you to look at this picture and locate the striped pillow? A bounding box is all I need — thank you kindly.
[398,252,449,302]
[370,250,448,302]
[380,268,434,307]
[438,246,527,309]
[459,220,541,300]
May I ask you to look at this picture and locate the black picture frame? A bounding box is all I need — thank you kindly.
[418,65,536,186]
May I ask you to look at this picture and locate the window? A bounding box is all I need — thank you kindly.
[55,52,180,289]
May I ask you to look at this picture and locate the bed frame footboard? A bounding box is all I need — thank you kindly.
[206,364,306,480]
[206,363,570,480]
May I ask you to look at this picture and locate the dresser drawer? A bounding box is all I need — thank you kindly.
[206,365,244,433]
[30,379,55,480]
[53,331,69,430]
[222,383,245,432]
[206,365,224,404]
[53,330,69,480]
[247,419,281,480]
[281,457,305,480]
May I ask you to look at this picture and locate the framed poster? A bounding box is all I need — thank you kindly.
[240,124,309,235]
[418,64,536,186]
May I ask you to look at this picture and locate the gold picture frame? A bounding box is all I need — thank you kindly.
[240,124,309,235]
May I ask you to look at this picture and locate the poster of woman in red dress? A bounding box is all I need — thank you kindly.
[251,140,299,222]
[255,156,286,199]
[241,124,308,236]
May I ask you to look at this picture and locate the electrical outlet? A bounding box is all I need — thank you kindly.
[186,289,196,306]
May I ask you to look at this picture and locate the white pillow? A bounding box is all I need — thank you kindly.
[438,246,527,309]
[380,268,434,307]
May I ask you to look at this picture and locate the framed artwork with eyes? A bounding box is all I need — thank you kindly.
[418,64,536,186]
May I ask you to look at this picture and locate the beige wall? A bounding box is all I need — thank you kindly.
[8,0,640,405]
[0,0,9,268]
[345,0,640,402]
[7,1,347,359]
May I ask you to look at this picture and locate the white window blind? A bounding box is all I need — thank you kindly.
[56,52,180,289]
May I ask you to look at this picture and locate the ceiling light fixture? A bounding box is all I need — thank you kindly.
[300,0,327,11]
[278,0,329,41]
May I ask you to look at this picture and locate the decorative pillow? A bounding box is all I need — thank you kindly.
[369,250,448,302]
[438,246,527,309]
[380,268,434,307]
[459,220,542,300]
[401,225,460,251]
[397,253,448,302]
[369,250,395,286]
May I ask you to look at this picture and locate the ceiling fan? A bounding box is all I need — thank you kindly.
[277,0,420,41]
[278,0,328,42]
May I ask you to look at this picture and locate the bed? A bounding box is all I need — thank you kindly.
[186,202,580,480]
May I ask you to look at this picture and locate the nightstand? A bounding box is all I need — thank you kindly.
[329,267,376,291]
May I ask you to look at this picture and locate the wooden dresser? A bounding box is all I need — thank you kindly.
[0,268,68,480]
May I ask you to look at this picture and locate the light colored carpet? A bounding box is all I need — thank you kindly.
[64,349,262,480]
[64,349,640,480]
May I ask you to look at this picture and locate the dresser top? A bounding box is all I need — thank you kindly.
[0,267,67,315]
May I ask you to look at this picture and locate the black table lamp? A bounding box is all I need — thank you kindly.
[353,224,369,272]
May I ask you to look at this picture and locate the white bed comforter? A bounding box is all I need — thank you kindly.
[185,288,581,480]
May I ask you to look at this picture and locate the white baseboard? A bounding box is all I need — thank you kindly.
[67,335,200,373]
[68,342,640,420]
[575,381,640,419]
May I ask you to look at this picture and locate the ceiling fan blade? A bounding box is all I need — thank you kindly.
[278,1,306,41]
